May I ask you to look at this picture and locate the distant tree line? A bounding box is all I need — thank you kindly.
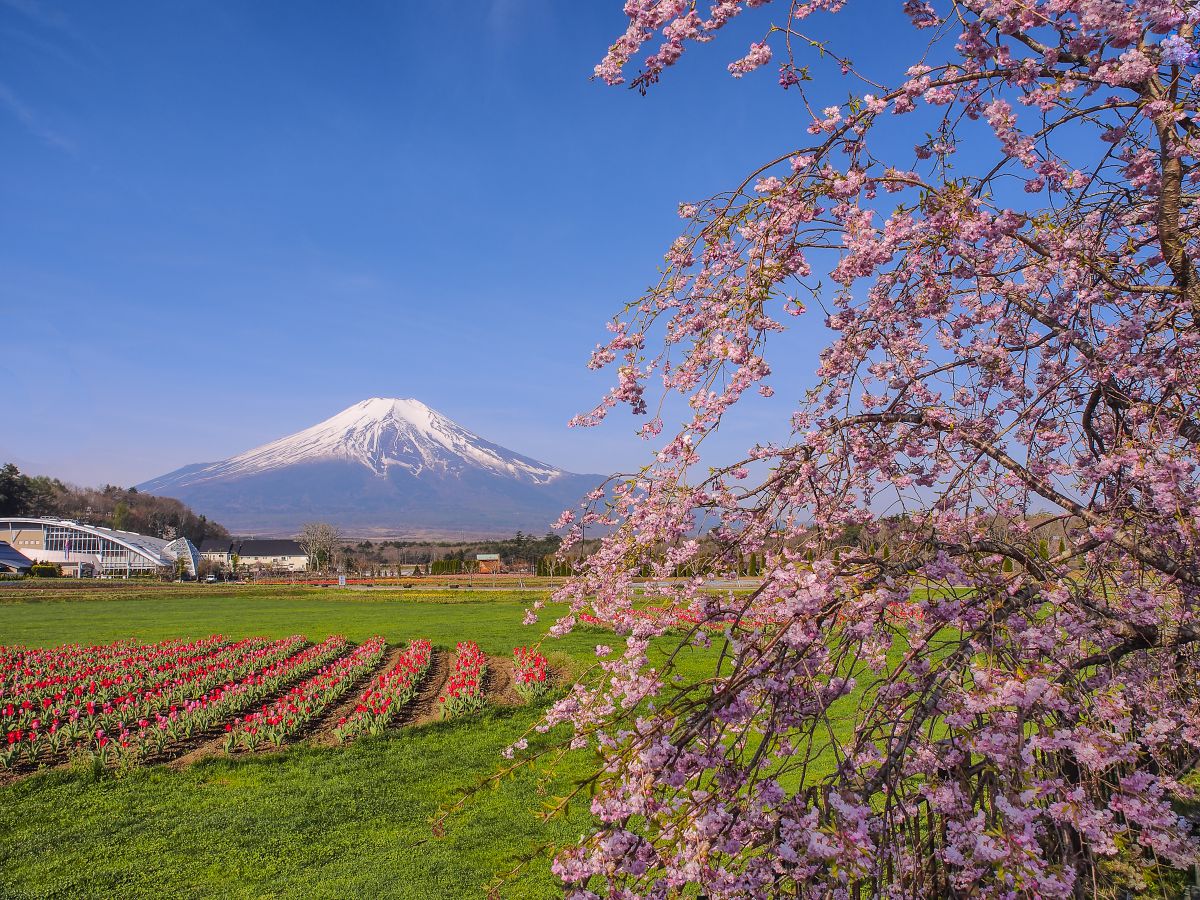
[0,463,229,546]
[334,531,566,574]
[325,531,778,579]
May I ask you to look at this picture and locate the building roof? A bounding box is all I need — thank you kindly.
[198,538,234,553]
[0,541,32,572]
[0,517,200,576]
[236,539,305,557]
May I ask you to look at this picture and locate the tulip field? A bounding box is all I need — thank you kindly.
[438,640,488,718]
[334,638,432,741]
[0,583,735,898]
[2,629,560,774]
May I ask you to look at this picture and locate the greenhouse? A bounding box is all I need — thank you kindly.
[0,517,200,578]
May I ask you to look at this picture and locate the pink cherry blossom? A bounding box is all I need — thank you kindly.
[530,2,1200,897]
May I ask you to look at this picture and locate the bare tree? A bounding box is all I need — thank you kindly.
[298,522,341,573]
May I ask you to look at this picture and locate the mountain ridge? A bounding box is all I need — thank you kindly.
[137,398,600,537]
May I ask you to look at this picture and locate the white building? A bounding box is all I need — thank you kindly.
[0,517,200,578]
[200,539,308,573]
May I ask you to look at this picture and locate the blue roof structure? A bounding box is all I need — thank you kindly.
[0,541,33,573]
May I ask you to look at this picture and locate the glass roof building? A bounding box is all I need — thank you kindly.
[0,517,200,578]
[0,541,32,574]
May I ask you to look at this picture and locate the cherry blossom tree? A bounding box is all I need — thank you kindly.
[529,1,1200,896]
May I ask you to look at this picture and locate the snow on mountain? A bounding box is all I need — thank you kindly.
[157,398,566,487]
[137,399,600,536]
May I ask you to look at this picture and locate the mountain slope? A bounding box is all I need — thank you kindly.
[137,399,600,536]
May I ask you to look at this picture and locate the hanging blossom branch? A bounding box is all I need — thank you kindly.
[515,1,1200,897]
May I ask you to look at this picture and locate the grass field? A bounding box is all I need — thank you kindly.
[0,584,627,899]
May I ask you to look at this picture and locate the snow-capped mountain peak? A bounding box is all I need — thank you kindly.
[136,398,602,536]
[148,398,568,487]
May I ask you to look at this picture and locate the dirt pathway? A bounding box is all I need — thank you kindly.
[306,644,408,747]
[166,726,233,770]
[396,647,455,727]
[484,655,522,707]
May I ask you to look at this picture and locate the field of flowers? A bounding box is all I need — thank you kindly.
[438,640,488,718]
[511,646,550,702]
[2,633,555,773]
[3,634,312,767]
[335,639,433,742]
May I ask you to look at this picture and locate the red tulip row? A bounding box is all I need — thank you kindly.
[885,601,925,621]
[334,639,433,742]
[2,635,231,706]
[1,636,290,735]
[511,646,550,702]
[1,635,345,769]
[439,641,488,718]
[226,637,387,751]
[0,634,219,681]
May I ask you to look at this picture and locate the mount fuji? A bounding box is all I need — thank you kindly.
[137,398,603,536]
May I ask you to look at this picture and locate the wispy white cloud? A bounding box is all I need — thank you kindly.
[0,81,74,152]
[1,0,71,32]
[2,25,86,69]
[1,0,99,61]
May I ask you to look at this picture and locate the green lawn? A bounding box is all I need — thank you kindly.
[0,584,592,652]
[0,583,872,898]
[2,708,593,899]
[0,585,610,899]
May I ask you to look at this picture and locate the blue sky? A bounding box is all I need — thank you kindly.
[1,0,920,486]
